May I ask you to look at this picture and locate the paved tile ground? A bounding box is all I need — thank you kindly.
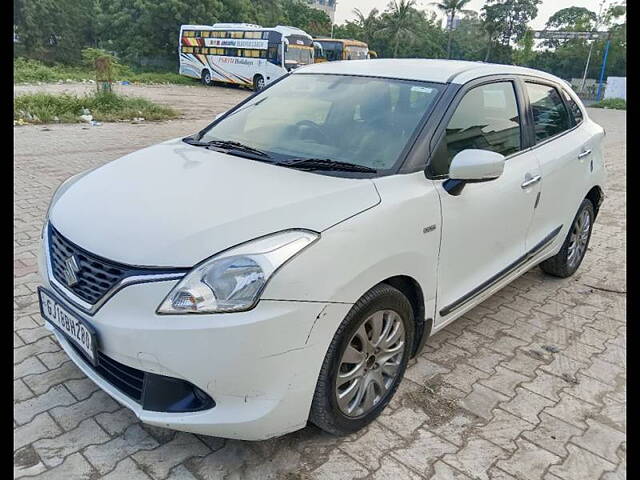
[14,82,626,479]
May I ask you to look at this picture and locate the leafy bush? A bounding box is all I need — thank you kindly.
[81,48,129,78]
[14,91,180,124]
[591,98,626,110]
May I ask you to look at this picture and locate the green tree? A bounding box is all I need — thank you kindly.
[281,0,331,36]
[353,8,381,47]
[512,28,534,65]
[430,0,472,59]
[449,14,489,61]
[95,0,223,68]
[380,0,419,58]
[542,7,597,49]
[14,0,98,63]
[481,0,541,63]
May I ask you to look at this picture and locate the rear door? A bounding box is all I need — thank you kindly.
[522,80,593,251]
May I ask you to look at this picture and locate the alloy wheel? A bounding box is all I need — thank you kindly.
[335,309,406,417]
[567,208,591,268]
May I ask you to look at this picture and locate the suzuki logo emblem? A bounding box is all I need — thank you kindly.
[63,255,80,287]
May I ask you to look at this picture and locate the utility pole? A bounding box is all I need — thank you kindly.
[596,33,611,101]
[580,0,607,93]
[331,1,337,38]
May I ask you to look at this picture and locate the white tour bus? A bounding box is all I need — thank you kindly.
[179,23,315,91]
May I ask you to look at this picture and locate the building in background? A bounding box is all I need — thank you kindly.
[308,0,336,23]
[442,15,462,30]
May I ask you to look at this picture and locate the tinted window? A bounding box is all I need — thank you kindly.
[561,89,584,125]
[525,83,571,142]
[429,82,521,177]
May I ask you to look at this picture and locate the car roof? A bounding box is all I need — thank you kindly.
[294,59,563,85]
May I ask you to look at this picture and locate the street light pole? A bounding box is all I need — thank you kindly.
[596,35,611,101]
[331,1,337,38]
[580,0,607,94]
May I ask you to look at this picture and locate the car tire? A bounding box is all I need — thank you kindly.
[309,283,414,435]
[201,70,212,86]
[540,198,595,278]
[253,75,265,91]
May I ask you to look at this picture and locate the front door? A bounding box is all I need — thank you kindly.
[427,79,541,325]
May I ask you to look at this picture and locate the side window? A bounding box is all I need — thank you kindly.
[525,83,571,142]
[429,82,521,177]
[561,89,584,125]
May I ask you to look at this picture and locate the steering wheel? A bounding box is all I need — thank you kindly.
[295,120,331,144]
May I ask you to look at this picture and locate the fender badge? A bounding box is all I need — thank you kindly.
[423,225,436,234]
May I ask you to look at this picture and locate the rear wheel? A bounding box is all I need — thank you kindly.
[253,74,265,91]
[309,284,414,435]
[540,199,594,278]
[201,70,212,86]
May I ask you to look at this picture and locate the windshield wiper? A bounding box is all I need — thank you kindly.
[277,158,377,173]
[182,137,272,159]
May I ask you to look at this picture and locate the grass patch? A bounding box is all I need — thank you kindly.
[14,57,197,86]
[591,98,626,110]
[14,91,180,124]
[14,58,90,83]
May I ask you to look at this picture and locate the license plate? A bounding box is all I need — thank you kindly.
[38,287,98,366]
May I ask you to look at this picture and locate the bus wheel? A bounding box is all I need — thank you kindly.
[253,75,265,91]
[201,70,212,86]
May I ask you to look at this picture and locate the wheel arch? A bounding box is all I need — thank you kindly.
[585,185,604,218]
[380,275,431,358]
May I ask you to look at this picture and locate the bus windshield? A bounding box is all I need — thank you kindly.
[317,41,343,61]
[198,74,444,173]
[286,45,313,67]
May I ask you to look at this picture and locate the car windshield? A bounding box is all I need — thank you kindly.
[197,74,443,173]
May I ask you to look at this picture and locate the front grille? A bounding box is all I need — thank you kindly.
[68,341,145,402]
[95,351,145,402]
[48,226,135,304]
[66,340,215,412]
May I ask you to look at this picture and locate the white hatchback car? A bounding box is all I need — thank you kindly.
[39,59,605,440]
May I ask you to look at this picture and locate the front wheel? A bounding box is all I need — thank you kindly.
[540,199,595,278]
[309,284,414,435]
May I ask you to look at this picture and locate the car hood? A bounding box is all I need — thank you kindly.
[49,138,381,267]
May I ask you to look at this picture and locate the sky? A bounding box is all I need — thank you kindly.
[334,0,607,28]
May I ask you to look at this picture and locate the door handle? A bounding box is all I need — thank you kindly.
[578,149,592,159]
[521,175,541,189]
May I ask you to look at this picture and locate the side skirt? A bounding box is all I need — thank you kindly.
[438,225,562,318]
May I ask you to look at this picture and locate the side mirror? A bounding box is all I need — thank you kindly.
[444,149,505,196]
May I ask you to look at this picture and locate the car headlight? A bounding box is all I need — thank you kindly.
[157,230,319,314]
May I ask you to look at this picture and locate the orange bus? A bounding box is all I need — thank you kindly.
[313,39,373,62]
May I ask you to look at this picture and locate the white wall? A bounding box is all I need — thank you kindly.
[604,77,626,100]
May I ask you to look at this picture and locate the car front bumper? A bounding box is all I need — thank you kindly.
[40,260,351,440]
